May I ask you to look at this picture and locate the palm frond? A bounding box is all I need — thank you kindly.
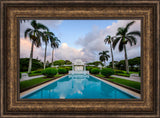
[31,20,37,29]
[126,35,137,45]
[99,52,103,55]
[24,28,32,38]
[104,35,112,44]
[124,21,135,33]
[37,23,49,31]
[104,50,109,53]
[127,31,141,37]
[112,37,121,49]
[51,36,60,49]
[119,39,124,52]
[116,27,124,36]
[125,37,133,46]
[99,56,105,62]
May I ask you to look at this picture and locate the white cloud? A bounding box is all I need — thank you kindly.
[20,38,45,61]
[20,20,141,65]
[75,20,141,64]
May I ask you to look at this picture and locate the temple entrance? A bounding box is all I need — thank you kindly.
[72,59,86,71]
[74,65,84,71]
[69,59,89,75]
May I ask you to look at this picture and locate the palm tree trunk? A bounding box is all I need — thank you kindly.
[52,48,54,65]
[124,45,129,73]
[28,41,34,73]
[110,43,114,69]
[44,43,47,69]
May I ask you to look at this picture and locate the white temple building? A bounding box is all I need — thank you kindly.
[69,59,89,75]
[72,59,86,71]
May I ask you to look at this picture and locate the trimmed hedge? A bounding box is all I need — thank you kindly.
[101,68,114,77]
[86,66,99,73]
[42,68,57,77]
[58,68,67,74]
[91,68,100,74]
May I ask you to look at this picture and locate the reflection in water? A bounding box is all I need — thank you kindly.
[23,74,136,99]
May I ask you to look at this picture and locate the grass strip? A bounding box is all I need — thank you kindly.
[20,77,52,90]
[114,73,130,77]
[28,73,42,76]
[95,74,140,90]
[20,74,64,91]
[107,77,140,90]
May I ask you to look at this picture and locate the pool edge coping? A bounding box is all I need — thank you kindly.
[90,74,141,99]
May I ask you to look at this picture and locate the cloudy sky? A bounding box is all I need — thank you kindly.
[20,20,141,65]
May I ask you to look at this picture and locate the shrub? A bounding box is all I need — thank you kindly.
[86,66,99,73]
[42,68,57,77]
[91,68,100,74]
[64,67,71,73]
[101,68,114,77]
[58,68,67,74]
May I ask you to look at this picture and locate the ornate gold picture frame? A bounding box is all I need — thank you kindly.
[0,0,159,117]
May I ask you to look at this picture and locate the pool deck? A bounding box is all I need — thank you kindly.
[20,74,141,99]
[91,75,141,98]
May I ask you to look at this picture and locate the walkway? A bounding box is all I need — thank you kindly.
[20,75,45,82]
[111,75,141,82]
[20,74,141,82]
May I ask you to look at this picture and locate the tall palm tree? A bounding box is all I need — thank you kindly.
[113,21,141,74]
[24,20,48,73]
[104,35,115,69]
[99,51,110,67]
[51,36,61,66]
[42,31,55,69]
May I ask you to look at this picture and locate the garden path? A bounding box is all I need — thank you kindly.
[20,75,45,82]
[111,75,141,82]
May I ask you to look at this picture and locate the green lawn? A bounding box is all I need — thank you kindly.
[114,73,130,77]
[20,77,52,90]
[129,71,139,74]
[21,70,65,77]
[21,70,42,77]
[54,74,64,77]
[113,70,139,77]
[95,74,141,90]
[21,71,28,74]
[20,74,64,91]
[28,72,42,76]
[107,77,140,90]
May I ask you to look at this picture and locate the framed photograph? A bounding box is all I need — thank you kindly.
[20,19,141,100]
[0,0,159,117]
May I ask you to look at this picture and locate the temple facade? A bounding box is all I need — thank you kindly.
[69,59,89,75]
[72,59,86,71]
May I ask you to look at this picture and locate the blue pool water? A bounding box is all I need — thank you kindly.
[21,74,137,99]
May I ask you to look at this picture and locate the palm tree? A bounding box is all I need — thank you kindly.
[99,51,110,67]
[113,21,141,74]
[24,20,48,73]
[104,35,115,69]
[42,31,55,69]
[50,36,61,66]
